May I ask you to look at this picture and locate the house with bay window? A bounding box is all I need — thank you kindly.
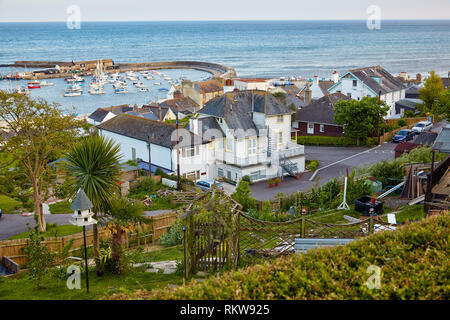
[190,90,305,183]
[96,113,211,181]
[327,65,405,117]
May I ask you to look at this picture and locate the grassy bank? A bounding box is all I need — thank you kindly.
[110,214,449,300]
[0,194,22,213]
[8,224,83,240]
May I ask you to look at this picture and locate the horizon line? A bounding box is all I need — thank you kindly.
[1,18,450,23]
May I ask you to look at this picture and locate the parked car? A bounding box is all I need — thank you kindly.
[392,129,415,143]
[411,121,432,134]
[196,180,224,192]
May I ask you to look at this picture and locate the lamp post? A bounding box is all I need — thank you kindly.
[69,188,97,294]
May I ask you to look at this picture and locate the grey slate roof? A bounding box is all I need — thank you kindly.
[88,108,109,123]
[395,99,423,109]
[295,93,350,125]
[432,127,450,153]
[198,90,291,138]
[97,113,206,148]
[71,189,93,211]
[197,116,225,136]
[350,66,405,95]
[125,110,159,121]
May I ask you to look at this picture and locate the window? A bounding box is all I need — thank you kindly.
[278,132,283,144]
[352,80,357,87]
[319,124,324,132]
[247,138,257,155]
[218,168,224,177]
[227,170,232,179]
[183,146,199,158]
[347,93,352,99]
[226,138,233,152]
[277,115,284,123]
[208,140,215,150]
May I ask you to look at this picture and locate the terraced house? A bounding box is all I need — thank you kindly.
[327,65,405,117]
[190,90,305,183]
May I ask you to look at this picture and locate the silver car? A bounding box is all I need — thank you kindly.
[411,121,432,134]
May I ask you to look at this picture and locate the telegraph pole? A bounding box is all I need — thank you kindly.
[176,103,181,191]
[377,90,381,145]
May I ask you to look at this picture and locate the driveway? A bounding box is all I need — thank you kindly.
[250,142,396,201]
[0,214,74,241]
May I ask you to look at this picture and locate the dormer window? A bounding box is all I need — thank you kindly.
[78,210,81,215]
[277,115,284,123]
[352,80,357,87]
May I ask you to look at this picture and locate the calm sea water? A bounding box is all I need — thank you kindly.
[0,20,449,114]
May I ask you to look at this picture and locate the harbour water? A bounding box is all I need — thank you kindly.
[0,20,449,114]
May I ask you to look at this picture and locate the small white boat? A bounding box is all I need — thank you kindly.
[115,88,128,94]
[40,80,54,86]
[63,91,82,97]
[135,82,147,88]
[138,88,149,92]
[154,82,162,85]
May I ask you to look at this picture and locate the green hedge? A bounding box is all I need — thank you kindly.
[297,136,378,147]
[111,214,449,300]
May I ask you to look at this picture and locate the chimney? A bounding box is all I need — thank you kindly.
[305,83,312,105]
[133,104,139,113]
[173,90,182,99]
[332,70,339,83]
[313,75,319,86]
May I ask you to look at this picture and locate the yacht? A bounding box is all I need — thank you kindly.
[27,81,40,89]
[114,87,128,94]
[138,88,149,92]
[154,82,162,85]
[63,91,82,97]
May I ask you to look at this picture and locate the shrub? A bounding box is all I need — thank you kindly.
[308,160,319,171]
[159,218,184,246]
[397,119,407,127]
[404,110,415,118]
[241,175,252,185]
[115,214,449,300]
[231,180,256,211]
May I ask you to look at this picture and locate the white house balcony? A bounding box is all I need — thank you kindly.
[214,150,268,167]
[277,142,305,159]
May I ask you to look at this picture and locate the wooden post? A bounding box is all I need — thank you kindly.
[301,210,306,238]
[369,209,375,234]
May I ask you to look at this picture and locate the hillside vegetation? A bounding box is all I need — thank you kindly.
[111,214,449,300]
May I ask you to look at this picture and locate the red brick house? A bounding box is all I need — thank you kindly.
[293,93,350,137]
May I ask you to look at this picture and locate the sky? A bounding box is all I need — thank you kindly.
[0,0,449,22]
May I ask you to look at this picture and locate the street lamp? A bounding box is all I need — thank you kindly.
[69,188,97,294]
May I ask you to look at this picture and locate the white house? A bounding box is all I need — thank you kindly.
[190,90,305,183]
[96,114,210,181]
[327,66,405,117]
[233,78,271,91]
[87,105,133,126]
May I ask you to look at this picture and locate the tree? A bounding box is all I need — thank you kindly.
[272,92,287,106]
[334,97,389,145]
[23,227,57,289]
[104,197,149,274]
[231,180,256,211]
[0,91,80,231]
[418,71,445,115]
[65,135,123,257]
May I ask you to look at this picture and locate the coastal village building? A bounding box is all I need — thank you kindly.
[233,78,271,91]
[293,93,350,137]
[327,66,405,117]
[96,114,210,180]
[191,90,305,183]
[140,105,177,122]
[87,105,132,125]
[158,91,200,116]
[181,79,224,108]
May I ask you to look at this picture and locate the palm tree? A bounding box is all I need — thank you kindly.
[66,135,123,257]
[104,197,149,274]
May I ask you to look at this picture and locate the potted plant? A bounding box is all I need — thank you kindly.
[275,178,280,187]
[268,179,274,188]
[296,173,301,180]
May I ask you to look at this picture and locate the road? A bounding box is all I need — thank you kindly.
[0,209,174,241]
[250,142,396,201]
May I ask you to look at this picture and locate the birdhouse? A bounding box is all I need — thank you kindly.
[70,189,97,227]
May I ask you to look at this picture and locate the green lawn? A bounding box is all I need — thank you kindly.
[0,244,186,300]
[135,245,184,263]
[8,224,83,240]
[0,194,22,213]
[0,269,183,300]
[49,200,72,214]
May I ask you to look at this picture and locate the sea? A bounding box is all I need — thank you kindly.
[0,20,449,115]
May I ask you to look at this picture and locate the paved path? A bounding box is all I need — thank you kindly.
[0,214,74,241]
[250,142,396,201]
